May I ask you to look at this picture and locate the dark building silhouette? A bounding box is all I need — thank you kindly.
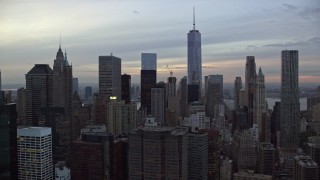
[121,74,131,104]
[25,64,53,126]
[179,76,188,119]
[0,101,17,180]
[141,70,156,114]
[188,84,199,103]
[245,56,256,128]
[270,102,281,147]
[85,86,93,100]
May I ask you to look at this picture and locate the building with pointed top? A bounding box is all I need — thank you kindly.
[188,8,202,97]
[245,56,256,128]
[255,67,267,142]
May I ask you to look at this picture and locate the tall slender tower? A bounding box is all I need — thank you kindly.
[280,50,300,149]
[187,7,202,97]
[245,56,256,128]
[255,68,266,141]
[52,45,73,165]
[0,69,2,91]
[234,77,243,110]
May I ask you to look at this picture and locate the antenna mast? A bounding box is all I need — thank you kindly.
[193,7,195,30]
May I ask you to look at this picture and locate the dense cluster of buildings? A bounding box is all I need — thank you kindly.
[1,10,320,180]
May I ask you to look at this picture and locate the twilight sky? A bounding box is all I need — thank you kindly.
[0,0,320,86]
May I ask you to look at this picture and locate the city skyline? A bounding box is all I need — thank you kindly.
[0,0,320,86]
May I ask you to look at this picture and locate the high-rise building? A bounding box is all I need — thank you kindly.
[188,84,199,102]
[280,50,300,149]
[52,46,73,165]
[17,127,52,180]
[99,55,121,100]
[121,74,131,104]
[141,53,157,115]
[258,142,275,175]
[141,70,156,114]
[85,86,92,99]
[16,87,26,126]
[141,53,157,70]
[0,69,1,91]
[106,100,137,134]
[151,82,166,125]
[234,77,243,109]
[187,8,202,97]
[255,68,266,142]
[294,155,319,180]
[0,103,17,180]
[167,76,177,97]
[128,126,188,180]
[206,75,223,118]
[188,132,208,180]
[25,64,53,126]
[245,56,256,128]
[179,76,188,118]
[72,78,79,93]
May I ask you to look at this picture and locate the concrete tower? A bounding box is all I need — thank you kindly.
[188,8,202,97]
[280,50,300,149]
[255,67,266,142]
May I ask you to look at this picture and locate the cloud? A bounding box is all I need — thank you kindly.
[132,10,140,14]
[263,37,320,48]
[282,3,320,20]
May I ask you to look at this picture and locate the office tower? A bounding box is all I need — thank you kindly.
[188,132,208,180]
[106,100,137,134]
[245,56,256,127]
[167,76,177,97]
[17,127,52,180]
[55,161,71,180]
[183,112,210,131]
[72,78,79,93]
[151,82,166,125]
[179,76,188,118]
[72,128,121,180]
[85,86,92,99]
[72,91,82,140]
[304,136,320,165]
[258,142,275,175]
[26,64,53,126]
[187,8,202,97]
[206,75,223,118]
[121,74,131,104]
[99,55,121,100]
[188,84,199,102]
[93,93,107,125]
[141,53,157,114]
[52,46,73,165]
[141,70,156,114]
[199,129,220,179]
[294,155,319,180]
[270,102,281,147]
[0,103,17,179]
[0,69,1,91]
[141,53,157,70]
[255,68,266,142]
[231,131,257,172]
[16,87,26,126]
[280,50,300,149]
[234,77,243,109]
[128,126,188,180]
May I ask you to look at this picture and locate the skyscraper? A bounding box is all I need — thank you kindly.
[188,8,202,97]
[85,86,92,100]
[141,53,157,114]
[0,69,1,91]
[25,64,53,126]
[234,77,243,109]
[280,50,300,149]
[245,56,256,128]
[255,68,266,142]
[0,103,17,179]
[179,76,188,118]
[99,55,121,100]
[52,46,73,165]
[151,82,166,125]
[17,127,52,180]
[206,75,223,118]
[121,74,131,104]
[167,76,177,97]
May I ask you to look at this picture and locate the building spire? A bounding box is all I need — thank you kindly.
[193,7,195,30]
[59,33,61,50]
